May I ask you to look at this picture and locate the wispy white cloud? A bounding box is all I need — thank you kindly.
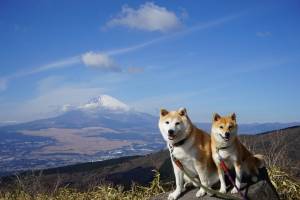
[13,56,81,79]
[182,14,242,34]
[106,13,243,56]
[81,52,120,71]
[105,2,182,32]
[0,83,107,122]
[1,13,242,92]
[31,56,81,74]
[0,56,81,92]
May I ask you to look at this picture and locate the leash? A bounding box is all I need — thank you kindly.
[216,148,248,200]
[169,144,242,200]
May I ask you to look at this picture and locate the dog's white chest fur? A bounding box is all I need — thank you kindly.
[218,149,232,159]
[170,144,198,176]
[214,147,237,168]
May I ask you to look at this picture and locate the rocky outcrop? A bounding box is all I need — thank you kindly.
[152,168,279,200]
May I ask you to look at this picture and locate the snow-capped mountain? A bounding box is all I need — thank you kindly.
[0,94,299,175]
[3,94,300,133]
[61,95,131,113]
[5,94,156,130]
[79,95,130,111]
[0,94,162,175]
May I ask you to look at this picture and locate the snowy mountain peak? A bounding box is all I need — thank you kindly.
[80,95,130,111]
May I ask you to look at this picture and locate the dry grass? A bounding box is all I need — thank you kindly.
[1,130,300,200]
[240,131,300,200]
[268,166,300,200]
[0,170,164,200]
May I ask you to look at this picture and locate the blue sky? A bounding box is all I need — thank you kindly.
[0,0,299,123]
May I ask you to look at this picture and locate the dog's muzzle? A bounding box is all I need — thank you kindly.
[168,129,175,140]
[219,132,230,141]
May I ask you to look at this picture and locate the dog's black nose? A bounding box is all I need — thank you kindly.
[168,129,175,136]
[225,132,230,138]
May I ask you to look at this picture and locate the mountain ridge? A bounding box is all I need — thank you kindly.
[0,94,299,177]
[1,126,299,190]
[1,94,299,133]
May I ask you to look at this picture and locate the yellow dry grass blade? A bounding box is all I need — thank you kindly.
[268,166,300,200]
[0,170,165,200]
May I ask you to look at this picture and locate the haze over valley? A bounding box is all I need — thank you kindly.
[0,95,298,176]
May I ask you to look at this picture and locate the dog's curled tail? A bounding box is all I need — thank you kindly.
[254,154,265,168]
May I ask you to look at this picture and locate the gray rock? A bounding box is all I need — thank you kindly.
[152,168,279,200]
[152,180,279,200]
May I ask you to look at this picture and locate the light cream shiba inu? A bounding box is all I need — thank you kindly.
[158,108,218,200]
[211,113,264,194]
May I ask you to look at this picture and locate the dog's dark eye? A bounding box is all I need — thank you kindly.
[166,121,169,124]
[229,125,233,129]
[175,122,180,126]
[220,126,223,129]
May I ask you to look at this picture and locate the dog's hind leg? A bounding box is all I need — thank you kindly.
[183,174,198,189]
[194,163,211,197]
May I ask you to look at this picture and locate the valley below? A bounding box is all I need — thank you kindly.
[0,126,164,176]
[0,95,299,178]
[0,126,299,199]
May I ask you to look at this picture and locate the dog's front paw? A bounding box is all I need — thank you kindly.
[168,190,181,200]
[196,188,206,197]
[219,187,226,193]
[230,187,238,194]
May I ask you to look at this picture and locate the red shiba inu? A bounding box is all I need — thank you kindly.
[158,108,218,200]
[211,113,264,194]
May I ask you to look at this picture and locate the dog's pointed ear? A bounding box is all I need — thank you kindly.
[178,107,187,116]
[213,113,221,122]
[231,113,236,121]
[160,109,169,117]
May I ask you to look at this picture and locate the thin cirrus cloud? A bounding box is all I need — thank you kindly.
[105,2,182,32]
[0,56,81,92]
[0,11,242,92]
